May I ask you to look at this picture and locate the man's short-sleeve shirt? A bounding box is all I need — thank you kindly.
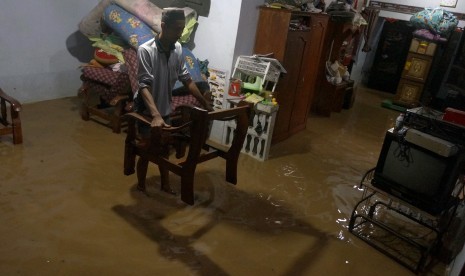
[137,37,190,117]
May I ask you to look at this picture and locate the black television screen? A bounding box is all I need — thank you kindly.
[372,130,464,215]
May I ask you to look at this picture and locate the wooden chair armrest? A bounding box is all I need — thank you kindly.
[207,101,253,121]
[0,88,22,112]
[125,112,151,125]
[109,94,129,106]
[125,112,191,132]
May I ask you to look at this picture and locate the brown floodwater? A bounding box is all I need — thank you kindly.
[0,87,448,275]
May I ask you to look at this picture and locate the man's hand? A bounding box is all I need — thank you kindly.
[139,87,170,128]
[204,101,214,112]
[150,116,171,129]
[184,79,214,112]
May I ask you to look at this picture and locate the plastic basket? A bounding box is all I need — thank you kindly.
[235,56,282,83]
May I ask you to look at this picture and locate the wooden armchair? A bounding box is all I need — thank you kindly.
[79,76,132,134]
[123,101,252,205]
[79,48,138,133]
[0,88,22,144]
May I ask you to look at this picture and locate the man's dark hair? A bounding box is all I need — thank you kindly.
[161,8,185,25]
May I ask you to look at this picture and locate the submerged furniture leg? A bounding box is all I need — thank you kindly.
[136,157,149,191]
[158,152,175,194]
[180,168,196,205]
[123,118,136,175]
[225,158,238,184]
[11,107,22,144]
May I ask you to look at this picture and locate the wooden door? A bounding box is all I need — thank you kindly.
[289,15,328,133]
[273,31,311,142]
[254,7,291,62]
[288,31,313,134]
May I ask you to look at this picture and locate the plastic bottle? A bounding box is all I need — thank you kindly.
[395,113,404,131]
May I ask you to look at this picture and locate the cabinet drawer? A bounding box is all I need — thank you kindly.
[401,53,432,82]
[394,79,424,107]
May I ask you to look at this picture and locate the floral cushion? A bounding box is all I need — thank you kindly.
[172,47,208,95]
[103,4,156,49]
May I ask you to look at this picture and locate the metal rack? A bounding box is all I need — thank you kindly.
[349,168,460,273]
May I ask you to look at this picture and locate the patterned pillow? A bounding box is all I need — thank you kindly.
[172,47,208,96]
[103,4,156,48]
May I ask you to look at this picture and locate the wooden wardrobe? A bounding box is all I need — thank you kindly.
[254,6,331,143]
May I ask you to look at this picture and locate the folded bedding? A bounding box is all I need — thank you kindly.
[114,0,197,38]
[79,0,111,37]
[114,0,163,33]
[79,0,197,44]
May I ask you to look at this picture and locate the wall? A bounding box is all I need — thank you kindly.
[0,0,96,103]
[192,0,264,75]
[191,0,264,143]
[192,0,242,75]
[233,1,265,69]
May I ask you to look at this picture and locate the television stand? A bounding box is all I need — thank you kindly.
[349,169,459,273]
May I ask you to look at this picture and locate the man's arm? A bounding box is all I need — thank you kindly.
[183,79,213,111]
[140,87,170,128]
[137,44,170,128]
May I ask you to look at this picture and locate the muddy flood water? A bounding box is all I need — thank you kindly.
[0,87,451,275]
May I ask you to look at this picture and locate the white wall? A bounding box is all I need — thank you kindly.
[191,0,264,143]
[0,0,97,103]
[192,0,265,75]
[193,0,242,75]
[233,0,266,69]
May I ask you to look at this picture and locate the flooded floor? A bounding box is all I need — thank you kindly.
[0,87,451,275]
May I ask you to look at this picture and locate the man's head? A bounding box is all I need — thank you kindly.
[160,8,185,46]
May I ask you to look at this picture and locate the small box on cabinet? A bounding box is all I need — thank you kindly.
[409,38,437,56]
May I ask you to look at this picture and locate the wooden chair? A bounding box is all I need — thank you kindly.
[79,48,138,134]
[123,102,252,205]
[0,88,22,144]
[79,79,132,134]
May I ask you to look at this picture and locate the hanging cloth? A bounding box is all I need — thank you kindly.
[361,7,380,52]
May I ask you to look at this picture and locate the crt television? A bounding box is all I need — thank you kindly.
[372,130,464,215]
